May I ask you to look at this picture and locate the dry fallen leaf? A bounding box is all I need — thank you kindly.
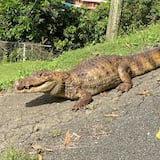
[136,89,150,96]
[32,144,53,152]
[32,144,42,150]
[157,78,160,82]
[38,152,43,160]
[72,132,81,141]
[104,113,119,117]
[156,129,160,139]
[64,130,71,146]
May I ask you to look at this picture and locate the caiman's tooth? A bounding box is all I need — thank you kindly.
[27,86,30,89]
[25,85,30,89]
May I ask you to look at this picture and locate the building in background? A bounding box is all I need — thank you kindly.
[74,0,107,10]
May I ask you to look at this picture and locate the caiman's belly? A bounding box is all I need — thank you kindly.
[62,74,121,100]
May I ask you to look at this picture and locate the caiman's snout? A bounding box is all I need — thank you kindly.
[14,77,57,93]
[13,80,21,90]
[13,79,27,91]
[13,70,66,93]
[14,75,44,92]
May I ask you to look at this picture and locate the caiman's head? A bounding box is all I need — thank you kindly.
[14,71,68,94]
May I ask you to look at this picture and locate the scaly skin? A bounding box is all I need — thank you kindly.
[14,46,160,110]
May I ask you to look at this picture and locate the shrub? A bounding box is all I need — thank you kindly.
[120,0,160,34]
[55,2,110,51]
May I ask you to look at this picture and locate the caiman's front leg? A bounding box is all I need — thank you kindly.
[72,88,92,111]
[117,62,133,92]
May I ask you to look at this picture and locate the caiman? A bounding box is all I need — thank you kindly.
[14,46,160,111]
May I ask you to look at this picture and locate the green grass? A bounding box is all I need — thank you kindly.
[1,146,37,160]
[0,61,44,90]
[0,23,160,91]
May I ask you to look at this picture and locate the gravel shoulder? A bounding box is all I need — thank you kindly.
[0,68,160,160]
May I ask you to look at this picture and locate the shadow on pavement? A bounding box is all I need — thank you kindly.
[25,94,66,107]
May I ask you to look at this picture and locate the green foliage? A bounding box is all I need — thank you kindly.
[0,80,12,91]
[0,0,159,53]
[0,23,159,90]
[51,130,62,138]
[120,0,160,34]
[1,145,37,160]
[0,0,79,43]
[55,2,110,51]
[54,25,79,51]
[0,0,109,52]
[0,0,32,40]
[80,2,109,44]
[1,55,8,64]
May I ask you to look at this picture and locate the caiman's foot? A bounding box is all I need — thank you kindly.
[117,82,132,93]
[72,89,92,111]
[72,104,84,111]
[117,62,133,93]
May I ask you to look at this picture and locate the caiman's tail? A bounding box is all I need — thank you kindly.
[128,46,160,77]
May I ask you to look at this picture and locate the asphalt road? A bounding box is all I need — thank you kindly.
[0,68,160,160]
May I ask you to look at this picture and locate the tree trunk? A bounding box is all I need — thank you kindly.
[106,0,123,41]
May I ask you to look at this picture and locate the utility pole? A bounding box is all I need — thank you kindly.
[23,43,26,62]
[106,0,123,41]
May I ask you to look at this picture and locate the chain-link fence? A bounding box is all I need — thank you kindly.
[0,40,57,62]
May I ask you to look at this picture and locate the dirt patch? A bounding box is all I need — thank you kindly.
[0,68,160,160]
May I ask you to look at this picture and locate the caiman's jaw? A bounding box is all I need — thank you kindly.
[13,71,59,93]
[14,80,56,93]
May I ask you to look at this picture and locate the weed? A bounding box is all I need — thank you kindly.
[51,130,62,138]
[1,146,37,160]
[86,103,97,110]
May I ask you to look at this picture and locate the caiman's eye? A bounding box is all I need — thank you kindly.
[38,73,42,77]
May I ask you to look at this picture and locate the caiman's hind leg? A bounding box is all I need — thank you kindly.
[72,88,92,111]
[117,62,133,92]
